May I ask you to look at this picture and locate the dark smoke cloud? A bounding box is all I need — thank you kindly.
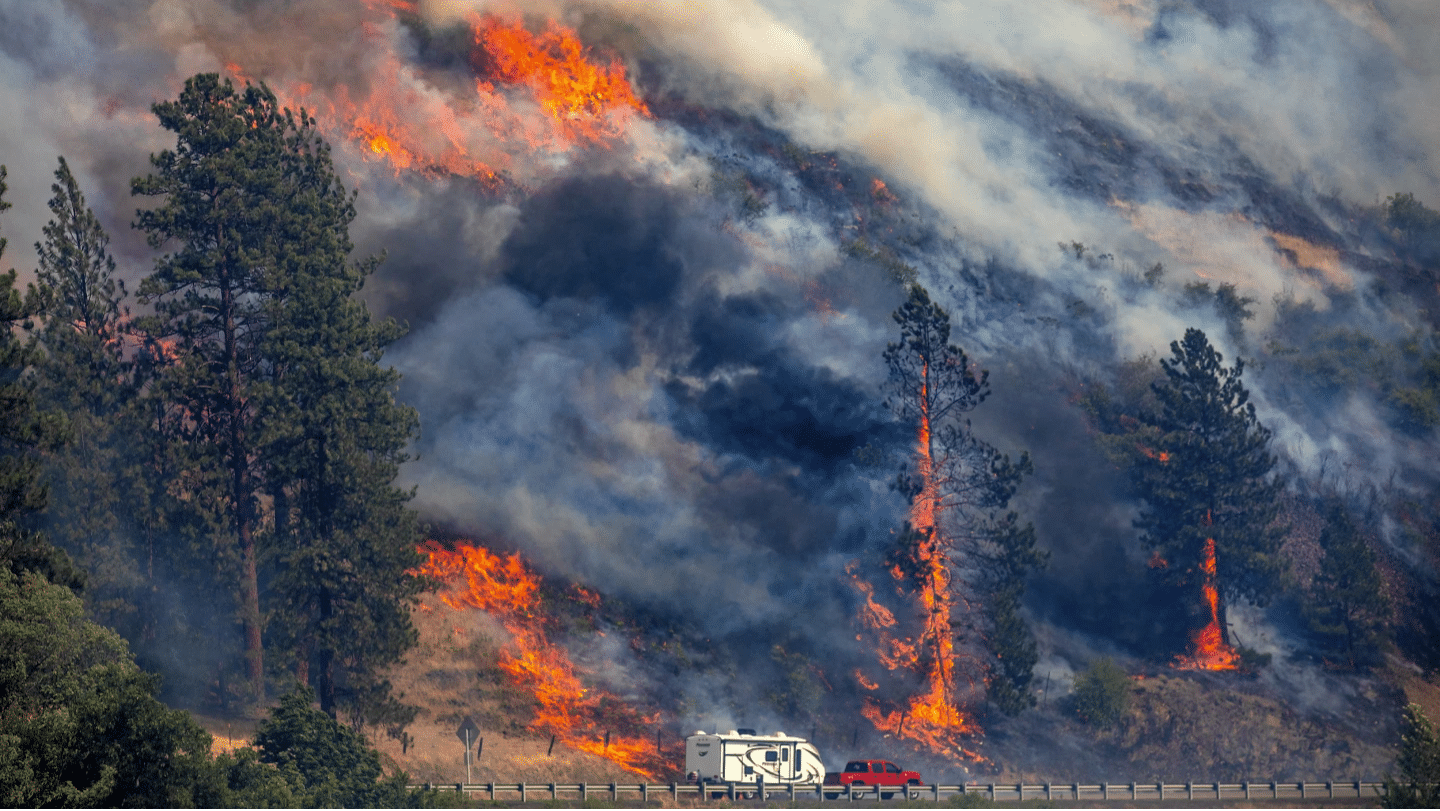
[389,172,901,641]
[2,0,1437,756]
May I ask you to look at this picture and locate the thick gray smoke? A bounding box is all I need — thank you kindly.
[0,0,1436,762]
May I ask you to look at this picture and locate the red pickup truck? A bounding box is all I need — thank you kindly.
[823,759,924,799]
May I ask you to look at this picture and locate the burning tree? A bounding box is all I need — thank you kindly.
[856,284,1042,749]
[1135,328,1284,669]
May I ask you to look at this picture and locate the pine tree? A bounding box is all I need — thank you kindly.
[251,125,424,722]
[1307,498,1389,669]
[0,166,76,588]
[983,518,1047,715]
[31,157,144,629]
[132,74,309,705]
[882,284,1043,714]
[1136,328,1284,643]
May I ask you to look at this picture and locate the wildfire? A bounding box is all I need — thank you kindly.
[475,17,650,145]
[850,364,981,758]
[1173,537,1240,671]
[228,8,648,187]
[416,542,672,779]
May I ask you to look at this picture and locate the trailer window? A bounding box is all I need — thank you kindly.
[795,749,802,770]
[765,750,778,762]
[744,765,754,776]
[782,748,789,762]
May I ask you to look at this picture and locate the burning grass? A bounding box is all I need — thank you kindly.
[414,542,676,781]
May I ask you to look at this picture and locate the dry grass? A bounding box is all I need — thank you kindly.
[366,595,649,785]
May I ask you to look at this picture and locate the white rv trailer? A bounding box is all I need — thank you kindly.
[684,729,826,786]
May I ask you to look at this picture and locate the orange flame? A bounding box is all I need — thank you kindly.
[850,361,981,758]
[228,9,648,187]
[475,17,649,146]
[416,542,673,779]
[1173,537,1239,671]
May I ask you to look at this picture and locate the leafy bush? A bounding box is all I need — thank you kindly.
[1070,658,1131,729]
[1382,703,1440,807]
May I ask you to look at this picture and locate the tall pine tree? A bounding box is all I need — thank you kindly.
[0,166,76,588]
[132,74,308,705]
[31,157,144,630]
[1135,328,1284,646]
[882,284,1044,716]
[252,121,424,722]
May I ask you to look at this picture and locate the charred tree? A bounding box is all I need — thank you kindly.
[1135,328,1284,663]
[872,284,1042,731]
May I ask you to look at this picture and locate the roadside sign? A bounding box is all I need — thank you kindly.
[456,716,480,746]
[457,716,481,784]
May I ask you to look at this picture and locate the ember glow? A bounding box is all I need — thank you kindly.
[1173,536,1240,671]
[417,542,672,779]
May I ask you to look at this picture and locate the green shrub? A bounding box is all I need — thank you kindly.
[1070,658,1131,729]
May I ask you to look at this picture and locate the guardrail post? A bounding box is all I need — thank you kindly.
[1157,781,1164,800]
[1186,781,1193,800]
[455,783,463,796]
[933,783,940,802]
[989,783,996,801]
[1244,781,1251,800]
[1072,782,1079,800]
[1103,782,1109,801]
[487,781,494,801]
[1046,782,1052,800]
[581,783,589,802]
[729,782,736,803]
[521,784,528,802]
[847,782,855,802]
[611,782,618,802]
[1327,780,1333,799]
[1300,781,1305,799]
[1355,780,1362,798]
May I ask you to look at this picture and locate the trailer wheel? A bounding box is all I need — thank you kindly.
[823,791,839,800]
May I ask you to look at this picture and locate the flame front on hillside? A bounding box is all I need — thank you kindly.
[233,5,648,187]
[417,542,672,779]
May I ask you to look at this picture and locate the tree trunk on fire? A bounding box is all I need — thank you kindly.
[877,284,1043,718]
[1135,328,1285,653]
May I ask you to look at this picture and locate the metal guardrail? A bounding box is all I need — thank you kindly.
[405,778,1391,802]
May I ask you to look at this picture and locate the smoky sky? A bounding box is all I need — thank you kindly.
[3,0,1440,743]
[388,171,901,639]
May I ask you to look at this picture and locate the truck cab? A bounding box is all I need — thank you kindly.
[823,759,924,799]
